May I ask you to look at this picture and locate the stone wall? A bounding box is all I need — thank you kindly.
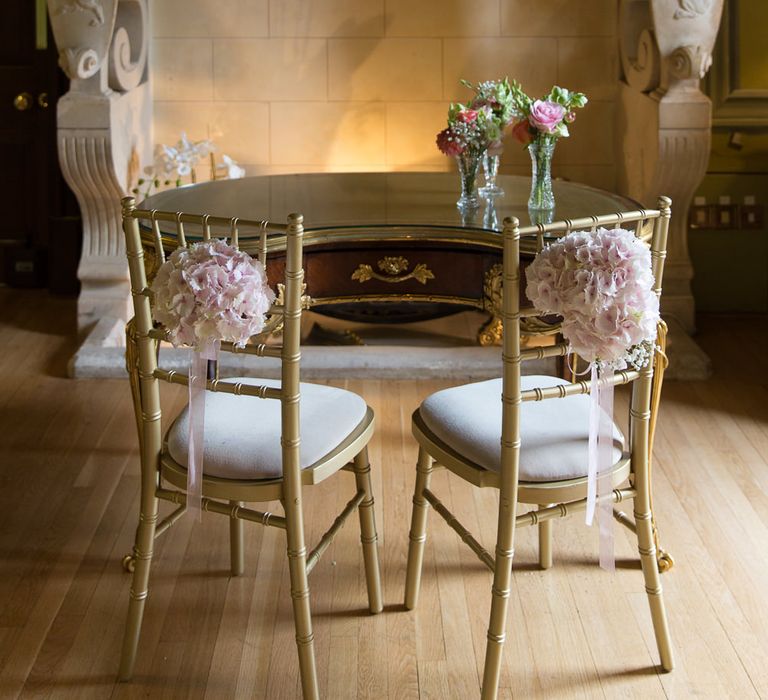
[150,0,619,190]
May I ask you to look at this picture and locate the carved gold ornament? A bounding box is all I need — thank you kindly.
[378,256,409,275]
[351,257,435,285]
[482,263,503,317]
[276,282,312,309]
[477,264,504,346]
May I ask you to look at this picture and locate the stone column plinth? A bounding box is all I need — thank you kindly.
[48,0,151,331]
[617,0,724,334]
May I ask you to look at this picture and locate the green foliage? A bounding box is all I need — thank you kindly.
[545,85,588,110]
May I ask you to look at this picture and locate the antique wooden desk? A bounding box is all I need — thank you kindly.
[142,172,640,345]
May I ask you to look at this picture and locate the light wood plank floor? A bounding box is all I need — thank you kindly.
[1,289,767,699]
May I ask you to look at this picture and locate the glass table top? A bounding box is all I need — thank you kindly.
[141,172,640,235]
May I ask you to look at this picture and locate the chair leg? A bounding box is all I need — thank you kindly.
[632,367,674,673]
[283,499,319,700]
[404,447,434,610]
[118,493,159,680]
[481,486,518,700]
[229,500,245,577]
[635,500,674,671]
[538,504,553,570]
[353,447,383,614]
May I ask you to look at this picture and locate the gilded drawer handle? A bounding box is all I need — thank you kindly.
[351,256,435,285]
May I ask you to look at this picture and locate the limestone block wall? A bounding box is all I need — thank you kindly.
[151,0,618,190]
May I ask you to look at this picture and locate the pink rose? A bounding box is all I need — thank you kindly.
[511,119,534,145]
[436,128,464,157]
[528,100,566,134]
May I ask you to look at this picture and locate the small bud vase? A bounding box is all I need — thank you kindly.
[479,152,504,197]
[455,151,481,212]
[527,138,556,213]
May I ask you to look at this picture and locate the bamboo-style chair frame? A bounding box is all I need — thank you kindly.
[119,197,382,699]
[404,197,675,699]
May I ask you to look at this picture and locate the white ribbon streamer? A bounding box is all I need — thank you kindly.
[187,338,219,521]
[586,363,616,572]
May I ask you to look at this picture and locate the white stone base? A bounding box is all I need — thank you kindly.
[69,312,711,381]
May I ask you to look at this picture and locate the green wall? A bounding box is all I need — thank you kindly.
[690,166,768,313]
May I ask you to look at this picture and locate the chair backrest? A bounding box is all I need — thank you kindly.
[120,196,306,483]
[499,197,672,482]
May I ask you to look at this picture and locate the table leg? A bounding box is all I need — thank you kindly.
[478,264,504,346]
[477,315,503,346]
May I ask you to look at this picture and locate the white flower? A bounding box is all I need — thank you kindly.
[221,154,245,179]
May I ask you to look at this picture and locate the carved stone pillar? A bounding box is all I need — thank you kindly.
[48,0,151,330]
[617,0,724,333]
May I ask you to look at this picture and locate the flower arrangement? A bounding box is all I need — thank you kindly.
[500,83,587,213]
[151,239,275,348]
[462,78,517,155]
[436,78,516,159]
[133,133,245,199]
[525,227,659,370]
[507,83,588,146]
[435,104,495,159]
[437,78,519,209]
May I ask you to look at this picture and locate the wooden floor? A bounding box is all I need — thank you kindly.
[1,289,767,699]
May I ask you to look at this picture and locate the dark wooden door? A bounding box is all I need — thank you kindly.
[0,0,79,291]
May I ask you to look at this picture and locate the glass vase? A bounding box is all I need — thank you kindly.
[527,138,556,213]
[455,151,481,212]
[483,198,499,231]
[479,152,504,197]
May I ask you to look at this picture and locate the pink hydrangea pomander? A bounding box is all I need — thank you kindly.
[151,239,275,348]
[525,227,659,369]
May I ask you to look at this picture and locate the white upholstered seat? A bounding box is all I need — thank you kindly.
[419,375,624,482]
[166,377,369,480]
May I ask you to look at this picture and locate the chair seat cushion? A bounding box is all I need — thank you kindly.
[166,377,368,480]
[418,375,624,482]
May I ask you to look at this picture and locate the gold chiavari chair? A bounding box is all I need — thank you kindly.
[404,197,675,699]
[119,196,382,699]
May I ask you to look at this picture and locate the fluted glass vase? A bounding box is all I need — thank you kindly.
[479,152,504,197]
[527,138,556,213]
[455,151,481,212]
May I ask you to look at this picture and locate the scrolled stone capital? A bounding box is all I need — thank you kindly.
[108,0,148,93]
[620,0,724,94]
[668,44,713,81]
[59,46,101,79]
[47,0,117,84]
[621,27,661,93]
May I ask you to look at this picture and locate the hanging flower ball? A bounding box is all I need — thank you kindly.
[525,227,659,369]
[151,239,275,349]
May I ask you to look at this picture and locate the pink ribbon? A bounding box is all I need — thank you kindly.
[586,364,616,572]
[187,338,219,520]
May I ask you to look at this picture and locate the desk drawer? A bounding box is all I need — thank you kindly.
[304,246,495,301]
